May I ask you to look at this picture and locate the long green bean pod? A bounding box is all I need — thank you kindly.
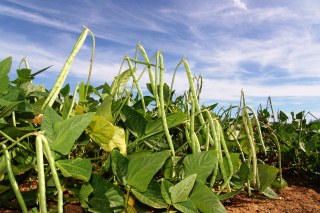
[270,131,283,182]
[125,57,146,115]
[190,97,201,153]
[40,135,63,213]
[245,105,267,155]
[182,59,214,145]
[84,30,95,100]
[242,107,258,187]
[136,44,160,111]
[158,53,175,177]
[2,144,28,213]
[35,135,47,213]
[42,26,90,109]
[216,121,233,193]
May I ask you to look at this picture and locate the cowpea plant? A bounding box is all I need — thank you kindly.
[0,27,287,212]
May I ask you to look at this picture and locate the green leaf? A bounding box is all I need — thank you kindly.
[17,68,31,78]
[121,104,147,137]
[127,150,171,192]
[96,95,113,122]
[161,179,173,205]
[89,174,124,213]
[173,199,199,213]
[110,68,132,96]
[0,57,12,94]
[0,185,10,194]
[261,187,278,199]
[189,181,226,213]
[170,174,197,204]
[41,107,64,145]
[42,108,94,155]
[239,162,253,183]
[183,150,218,183]
[258,164,278,192]
[131,179,168,209]
[56,158,92,182]
[87,116,115,144]
[145,112,188,136]
[79,183,94,208]
[223,153,240,177]
[111,149,128,185]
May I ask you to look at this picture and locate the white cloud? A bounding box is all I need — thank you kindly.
[233,0,247,10]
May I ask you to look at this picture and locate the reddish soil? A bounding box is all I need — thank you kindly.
[224,170,320,213]
[1,170,319,213]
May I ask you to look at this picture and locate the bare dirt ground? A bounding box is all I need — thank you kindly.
[1,170,319,213]
[224,170,320,213]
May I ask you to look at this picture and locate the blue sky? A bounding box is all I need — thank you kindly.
[0,0,320,120]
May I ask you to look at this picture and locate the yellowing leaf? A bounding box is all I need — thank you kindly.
[87,116,115,144]
[87,116,127,155]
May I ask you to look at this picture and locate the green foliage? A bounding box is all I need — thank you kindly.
[127,150,171,192]
[0,57,11,94]
[0,29,318,212]
[56,158,92,181]
[41,107,95,155]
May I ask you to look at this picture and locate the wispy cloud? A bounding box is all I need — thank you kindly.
[233,0,247,10]
[0,0,319,116]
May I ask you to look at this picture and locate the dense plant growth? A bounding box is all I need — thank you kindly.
[0,27,319,213]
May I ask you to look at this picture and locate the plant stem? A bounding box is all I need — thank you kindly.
[2,144,28,213]
[40,135,63,213]
[35,135,47,213]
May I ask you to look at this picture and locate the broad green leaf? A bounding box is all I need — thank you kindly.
[257,164,278,192]
[0,185,10,193]
[190,181,226,213]
[173,199,199,213]
[127,150,171,192]
[121,104,147,137]
[161,179,173,205]
[89,175,124,213]
[131,179,168,209]
[46,110,94,155]
[0,102,20,118]
[223,153,240,177]
[96,95,113,122]
[111,149,128,185]
[79,183,94,208]
[145,112,188,136]
[239,162,253,183]
[56,158,92,182]
[170,174,197,204]
[41,107,63,145]
[87,116,115,145]
[261,187,278,199]
[12,164,34,175]
[0,57,11,94]
[183,150,218,183]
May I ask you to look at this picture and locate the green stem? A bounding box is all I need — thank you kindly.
[2,144,28,213]
[35,135,47,213]
[40,135,63,213]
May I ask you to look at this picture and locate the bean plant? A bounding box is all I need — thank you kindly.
[0,27,318,213]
